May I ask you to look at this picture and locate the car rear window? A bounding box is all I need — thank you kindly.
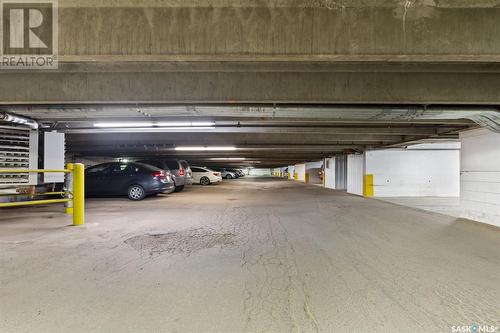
[138,160,172,171]
[164,160,180,169]
[180,161,190,169]
[135,162,162,172]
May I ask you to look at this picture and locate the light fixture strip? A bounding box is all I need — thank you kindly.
[93,121,215,128]
[209,157,246,160]
[175,146,237,151]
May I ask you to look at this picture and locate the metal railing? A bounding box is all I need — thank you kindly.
[0,163,85,226]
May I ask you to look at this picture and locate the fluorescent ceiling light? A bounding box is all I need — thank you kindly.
[155,122,192,127]
[155,121,215,127]
[94,122,154,128]
[175,146,237,151]
[158,126,215,130]
[94,121,216,128]
[209,157,245,161]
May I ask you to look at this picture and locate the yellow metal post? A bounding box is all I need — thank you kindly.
[65,163,74,214]
[72,163,85,226]
[364,174,374,197]
[305,173,310,183]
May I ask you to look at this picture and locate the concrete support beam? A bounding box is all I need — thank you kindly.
[2,70,500,104]
[2,1,500,105]
[52,1,500,57]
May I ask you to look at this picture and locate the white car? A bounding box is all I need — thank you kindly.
[191,166,223,185]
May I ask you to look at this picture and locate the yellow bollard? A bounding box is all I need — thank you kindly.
[73,163,85,226]
[65,163,74,215]
[364,174,374,197]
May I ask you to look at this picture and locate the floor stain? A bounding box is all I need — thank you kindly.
[124,227,236,256]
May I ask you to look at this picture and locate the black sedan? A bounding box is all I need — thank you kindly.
[85,162,174,200]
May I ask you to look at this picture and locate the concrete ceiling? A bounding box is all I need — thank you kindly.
[2,1,500,167]
[3,104,483,167]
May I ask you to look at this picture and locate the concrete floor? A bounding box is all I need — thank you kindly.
[0,177,499,333]
[377,197,462,217]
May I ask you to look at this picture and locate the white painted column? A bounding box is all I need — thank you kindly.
[324,157,336,189]
[460,128,500,227]
[347,154,365,196]
[294,163,306,182]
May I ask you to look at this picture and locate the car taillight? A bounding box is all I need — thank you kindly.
[213,172,220,176]
[152,171,166,179]
[179,168,185,176]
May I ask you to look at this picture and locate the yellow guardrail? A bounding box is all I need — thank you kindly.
[0,163,85,226]
[0,191,69,197]
[0,199,71,207]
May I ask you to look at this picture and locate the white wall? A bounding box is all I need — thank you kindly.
[324,157,336,189]
[365,145,460,197]
[288,165,295,179]
[460,128,500,227]
[294,163,306,182]
[248,168,272,176]
[347,154,364,196]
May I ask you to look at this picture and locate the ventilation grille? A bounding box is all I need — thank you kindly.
[0,124,31,185]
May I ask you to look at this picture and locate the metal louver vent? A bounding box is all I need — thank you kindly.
[0,124,37,186]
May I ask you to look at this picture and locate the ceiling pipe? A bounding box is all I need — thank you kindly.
[6,105,499,132]
[0,112,38,129]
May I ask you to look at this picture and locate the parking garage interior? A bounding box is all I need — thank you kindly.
[1,1,500,333]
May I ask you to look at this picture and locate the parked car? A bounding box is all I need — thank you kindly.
[229,169,245,177]
[217,168,238,179]
[85,162,174,200]
[139,159,193,192]
[191,166,222,185]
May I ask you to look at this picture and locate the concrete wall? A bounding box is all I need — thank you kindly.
[347,154,364,196]
[365,144,460,197]
[460,129,500,227]
[294,163,306,182]
[305,161,323,184]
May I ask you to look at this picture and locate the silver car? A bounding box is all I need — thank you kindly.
[139,159,193,192]
[220,168,238,179]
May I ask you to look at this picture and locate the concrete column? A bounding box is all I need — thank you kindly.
[294,163,306,182]
[324,157,336,190]
[347,154,365,196]
[460,129,500,227]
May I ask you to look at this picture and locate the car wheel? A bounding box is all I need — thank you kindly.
[174,185,185,192]
[225,174,233,179]
[128,185,146,201]
[200,177,211,186]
